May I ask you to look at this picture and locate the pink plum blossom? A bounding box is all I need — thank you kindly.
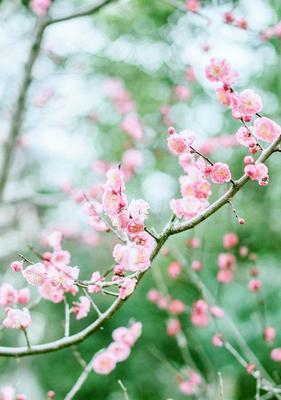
[22,263,46,286]
[119,277,137,300]
[92,351,116,375]
[191,300,209,327]
[3,308,31,330]
[108,341,131,362]
[73,296,91,320]
[210,162,231,184]
[113,243,151,272]
[253,117,281,143]
[166,318,181,336]
[271,348,281,362]
[223,233,239,249]
[0,284,18,307]
[30,0,51,16]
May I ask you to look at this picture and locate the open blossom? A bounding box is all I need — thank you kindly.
[253,117,281,143]
[39,281,64,303]
[121,113,143,140]
[119,277,137,300]
[244,163,268,182]
[73,296,91,320]
[264,327,276,343]
[168,299,185,314]
[51,250,71,266]
[48,264,79,290]
[191,300,209,327]
[271,348,281,362]
[30,0,51,16]
[170,196,206,220]
[167,129,195,155]
[205,58,238,85]
[235,89,263,120]
[128,199,150,222]
[185,0,200,12]
[236,126,256,147]
[88,271,103,293]
[92,351,116,375]
[166,318,181,336]
[18,288,30,305]
[218,253,236,270]
[22,263,46,286]
[113,243,151,272]
[108,341,131,362]
[0,386,16,400]
[3,308,31,330]
[223,233,238,249]
[47,230,63,250]
[248,279,262,292]
[210,162,231,184]
[0,284,18,307]
[167,261,182,279]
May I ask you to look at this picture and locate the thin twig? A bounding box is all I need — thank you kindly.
[64,354,96,400]
[118,380,129,400]
[64,297,70,337]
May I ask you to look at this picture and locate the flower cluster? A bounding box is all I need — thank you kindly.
[206,57,280,187]
[167,127,232,220]
[147,289,186,315]
[92,322,142,375]
[0,283,30,308]
[20,231,79,304]
[191,300,224,327]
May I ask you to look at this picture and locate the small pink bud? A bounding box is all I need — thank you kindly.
[243,156,254,165]
[239,218,245,225]
[246,364,256,374]
[248,279,262,292]
[47,391,56,399]
[10,260,24,272]
[168,126,176,135]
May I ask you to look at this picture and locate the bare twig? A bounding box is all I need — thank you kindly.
[64,354,96,400]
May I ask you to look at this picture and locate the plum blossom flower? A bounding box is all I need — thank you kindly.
[185,0,200,12]
[22,263,46,286]
[205,58,238,85]
[18,288,30,305]
[168,299,185,314]
[210,162,231,184]
[223,233,239,249]
[253,117,281,143]
[0,386,16,400]
[191,300,209,327]
[235,89,263,120]
[88,271,103,293]
[0,284,18,307]
[92,351,116,375]
[248,279,262,292]
[166,318,181,336]
[264,327,276,343]
[244,163,268,182]
[3,308,31,330]
[30,0,51,16]
[167,261,182,279]
[119,277,137,300]
[167,129,195,155]
[113,243,151,272]
[271,348,281,362]
[73,296,91,320]
[108,341,131,362]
